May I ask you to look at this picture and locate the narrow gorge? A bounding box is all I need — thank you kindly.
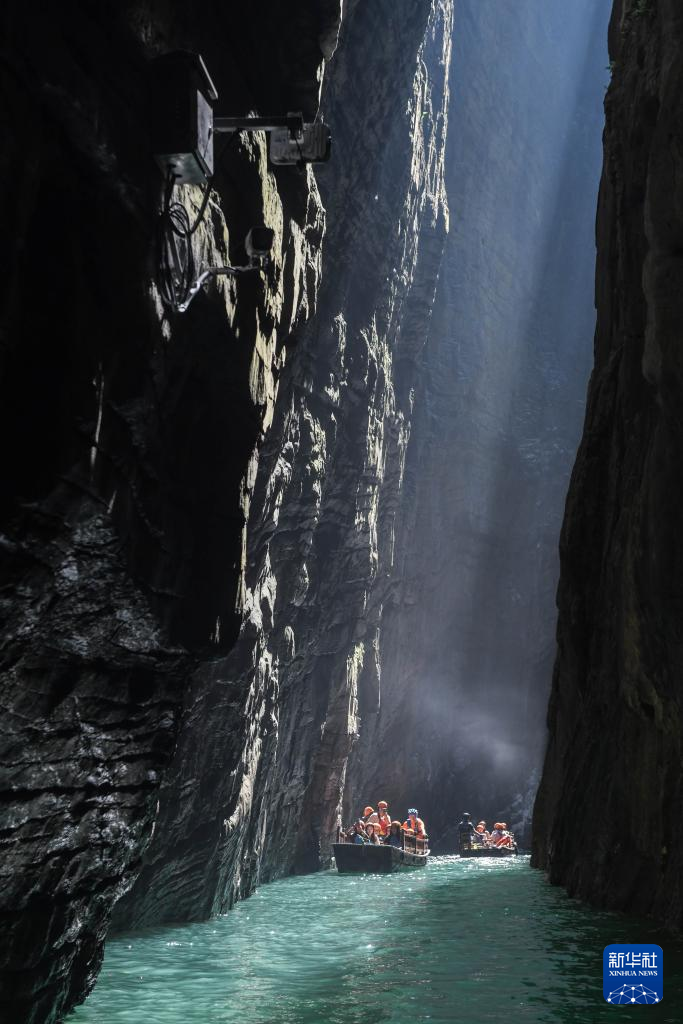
[1,1,682,1023]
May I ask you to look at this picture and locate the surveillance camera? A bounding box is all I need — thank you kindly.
[269,122,332,166]
[245,226,275,260]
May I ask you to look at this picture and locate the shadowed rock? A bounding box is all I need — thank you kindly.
[0,2,336,1019]
[533,0,683,934]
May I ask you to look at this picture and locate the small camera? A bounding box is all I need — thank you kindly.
[245,226,275,261]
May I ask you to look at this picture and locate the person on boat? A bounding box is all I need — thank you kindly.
[362,806,375,826]
[385,821,404,849]
[490,822,505,845]
[495,823,514,848]
[457,812,476,851]
[364,822,381,845]
[375,801,391,836]
[344,824,358,842]
[352,820,369,844]
[402,808,426,838]
[477,821,491,843]
[364,802,390,835]
[472,824,487,847]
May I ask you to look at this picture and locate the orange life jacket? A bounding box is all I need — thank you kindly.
[403,817,425,837]
[377,811,391,835]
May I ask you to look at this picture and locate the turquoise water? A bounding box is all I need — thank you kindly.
[71,857,683,1023]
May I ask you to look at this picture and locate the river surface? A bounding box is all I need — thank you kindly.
[71,856,683,1023]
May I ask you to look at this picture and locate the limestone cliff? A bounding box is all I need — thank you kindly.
[533,0,683,933]
[0,3,339,1021]
[114,0,453,927]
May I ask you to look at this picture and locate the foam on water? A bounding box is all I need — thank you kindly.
[71,857,683,1023]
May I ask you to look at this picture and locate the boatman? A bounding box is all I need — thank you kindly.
[457,811,476,852]
[402,808,426,838]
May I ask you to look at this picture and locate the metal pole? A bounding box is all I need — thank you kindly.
[213,114,304,136]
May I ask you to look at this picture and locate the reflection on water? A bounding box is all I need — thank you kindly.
[71,857,683,1023]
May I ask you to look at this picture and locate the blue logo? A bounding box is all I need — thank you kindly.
[603,944,663,1004]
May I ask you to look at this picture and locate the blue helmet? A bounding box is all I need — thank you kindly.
[408,808,419,816]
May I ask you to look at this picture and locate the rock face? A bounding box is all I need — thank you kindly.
[114,0,612,931]
[533,0,683,933]
[346,0,612,846]
[0,4,338,1021]
[113,0,453,927]
[1,0,652,1017]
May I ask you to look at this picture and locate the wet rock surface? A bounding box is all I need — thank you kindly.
[0,3,336,1020]
[533,0,683,933]
[113,0,452,927]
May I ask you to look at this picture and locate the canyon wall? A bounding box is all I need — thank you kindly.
[346,0,611,846]
[114,0,453,927]
[533,0,683,933]
[0,3,340,1021]
[4,0,672,1020]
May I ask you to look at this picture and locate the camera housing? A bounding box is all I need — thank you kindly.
[269,122,332,166]
[245,226,275,261]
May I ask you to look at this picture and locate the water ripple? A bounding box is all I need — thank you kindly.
[71,857,683,1023]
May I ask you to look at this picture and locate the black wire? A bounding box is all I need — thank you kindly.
[157,175,215,310]
[157,132,242,312]
[187,176,213,235]
[157,175,194,311]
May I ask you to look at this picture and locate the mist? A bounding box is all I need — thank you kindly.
[347,0,613,845]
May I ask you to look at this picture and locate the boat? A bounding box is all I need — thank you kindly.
[333,833,429,873]
[458,832,518,858]
[459,845,518,858]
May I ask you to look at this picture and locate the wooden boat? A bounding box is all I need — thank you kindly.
[459,832,518,858]
[459,845,518,858]
[333,834,429,873]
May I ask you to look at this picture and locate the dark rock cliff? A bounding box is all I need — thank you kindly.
[2,0,659,1017]
[346,0,611,846]
[113,0,453,928]
[0,3,339,1021]
[533,0,683,933]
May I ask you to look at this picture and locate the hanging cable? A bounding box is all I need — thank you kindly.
[157,134,248,313]
[157,172,198,311]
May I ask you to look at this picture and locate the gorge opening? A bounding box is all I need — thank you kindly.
[2,1,682,1022]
